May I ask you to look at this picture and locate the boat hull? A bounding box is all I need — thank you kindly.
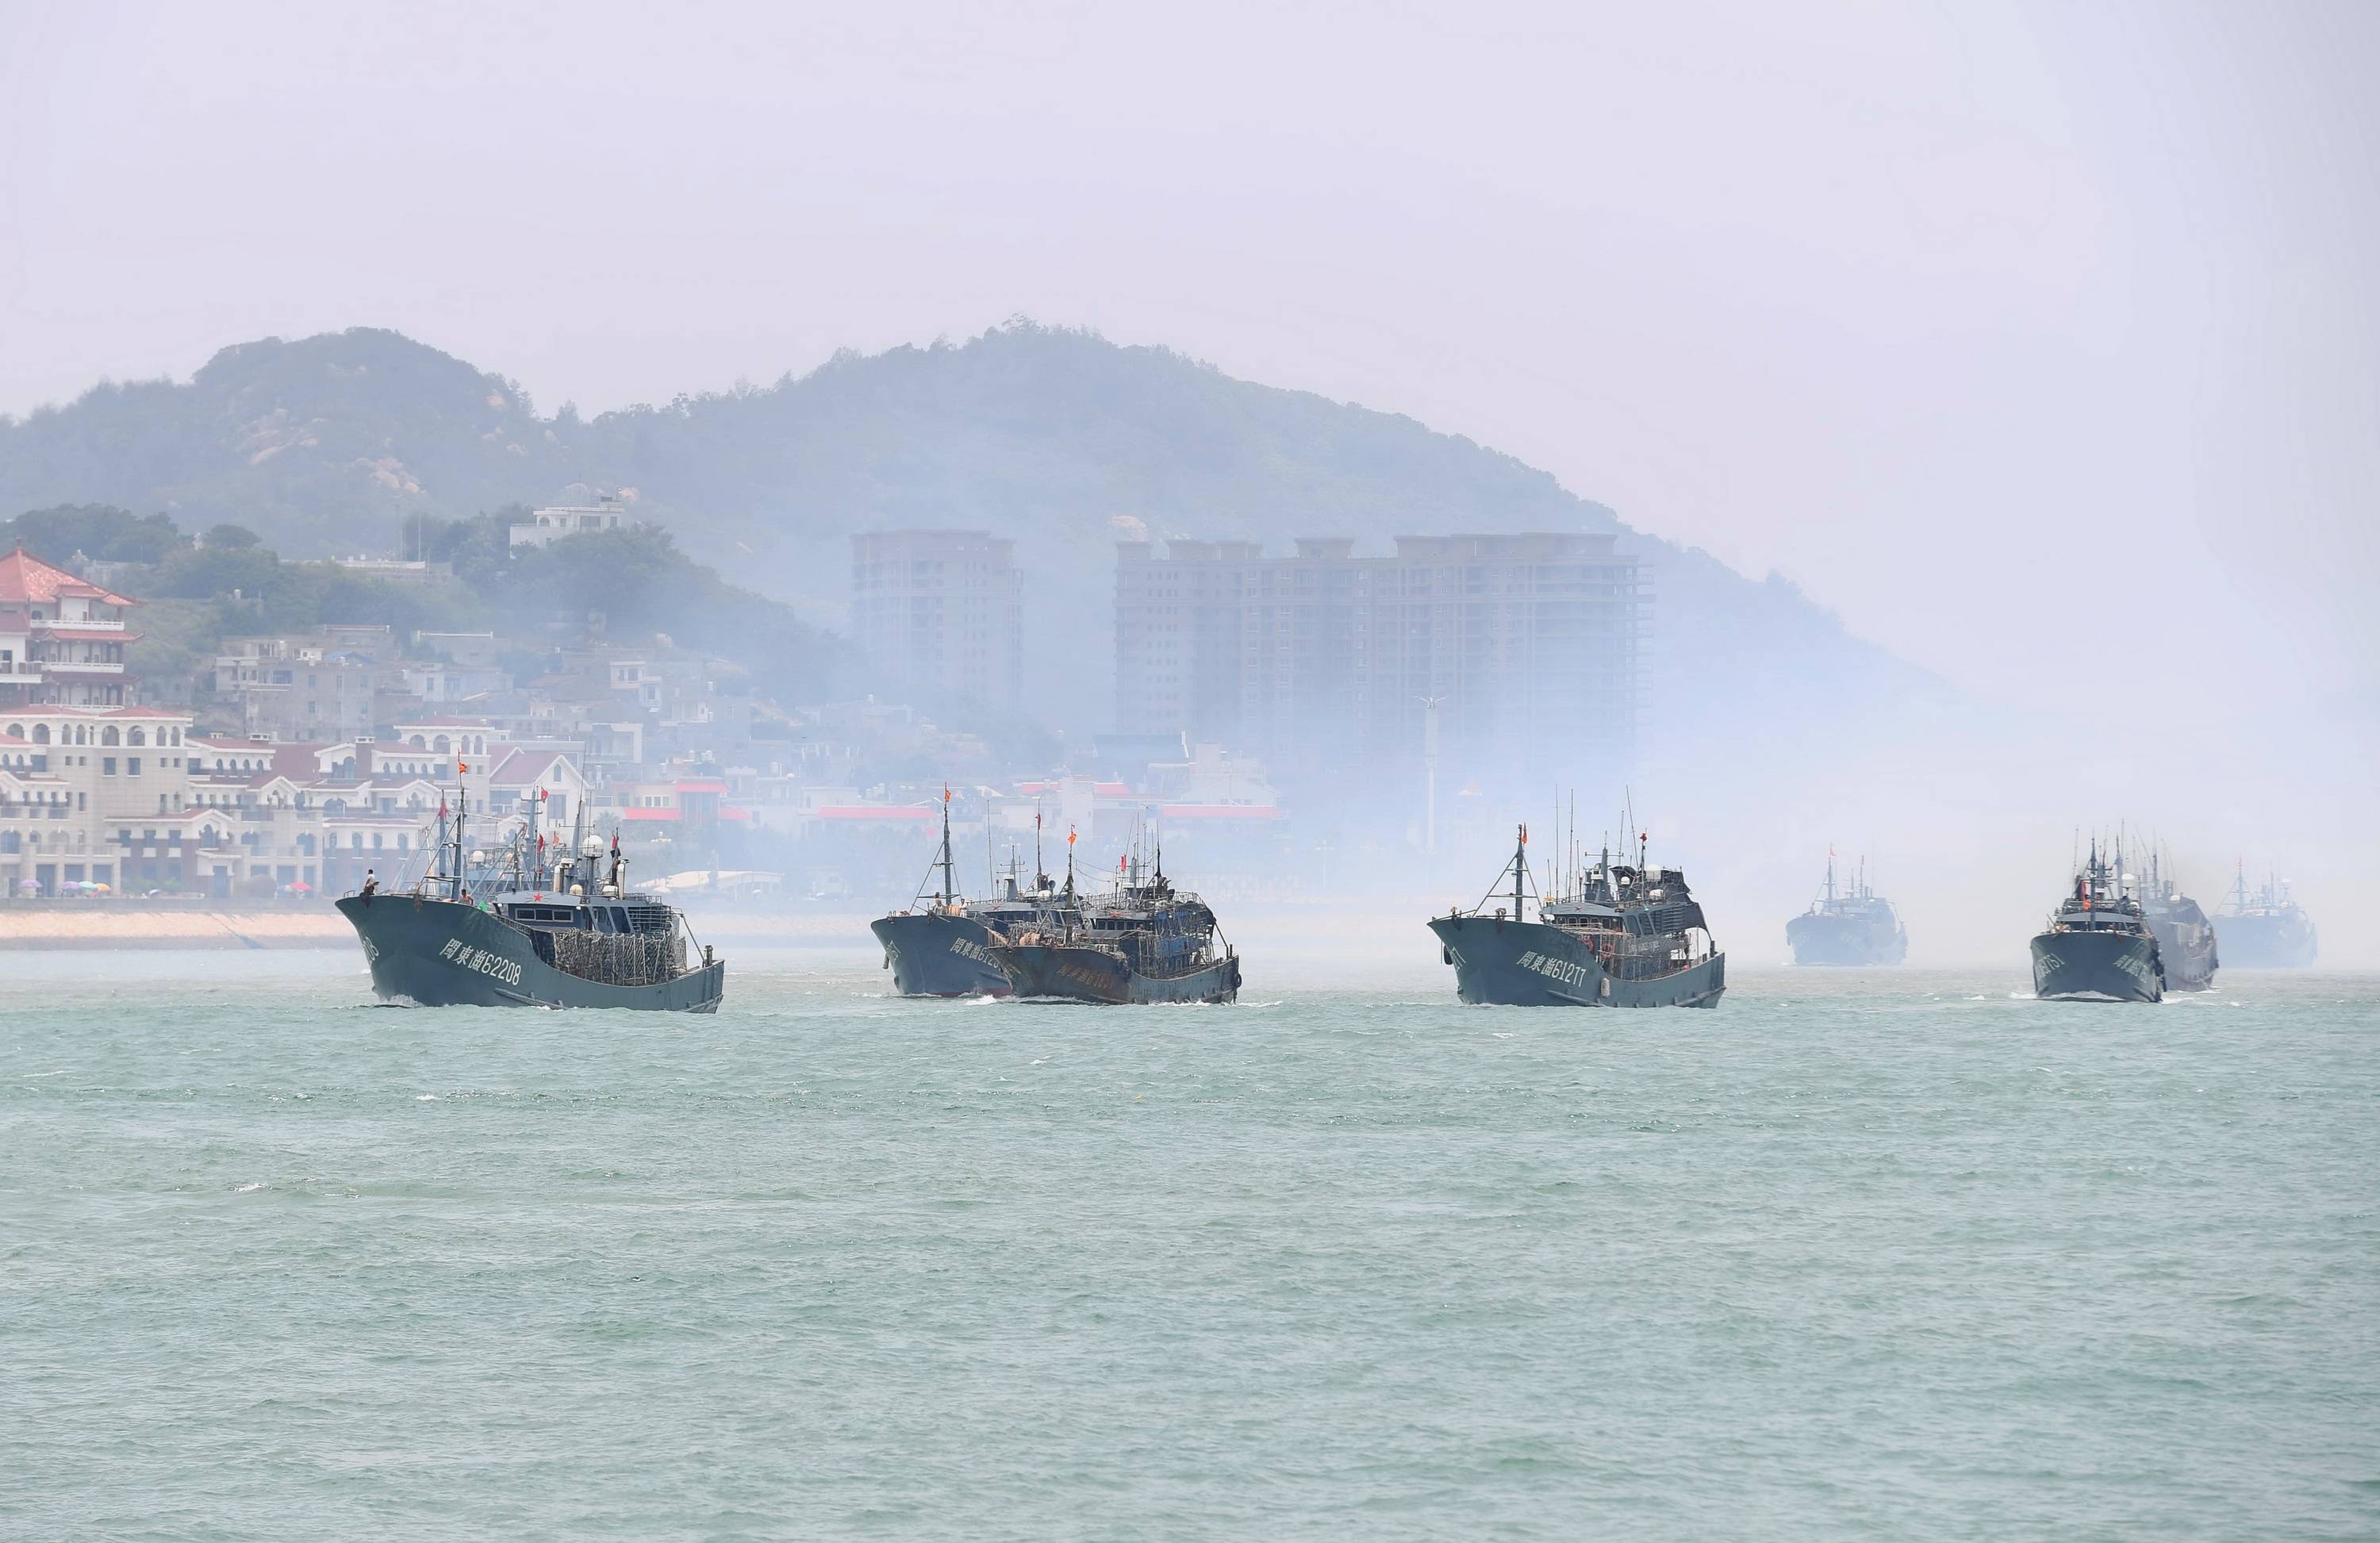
[2143,919,2218,991]
[990,942,1240,1004]
[337,895,724,1011]
[2029,929,2162,1003]
[1427,915,1725,1008]
[2213,914,2318,969]
[871,912,1013,997]
[1784,912,1908,966]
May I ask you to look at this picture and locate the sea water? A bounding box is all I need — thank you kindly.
[2,949,2374,1540]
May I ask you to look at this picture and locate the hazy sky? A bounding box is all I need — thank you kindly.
[3,0,2374,728]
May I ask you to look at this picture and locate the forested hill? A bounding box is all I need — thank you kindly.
[0,322,1937,743]
[0,322,1606,562]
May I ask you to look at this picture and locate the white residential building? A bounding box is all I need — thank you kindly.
[2,700,589,900]
[509,497,629,549]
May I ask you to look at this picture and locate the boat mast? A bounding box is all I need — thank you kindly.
[939,784,954,908]
[1513,823,1528,923]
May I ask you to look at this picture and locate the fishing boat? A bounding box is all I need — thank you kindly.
[2213,862,2319,969]
[336,786,724,1010]
[1784,849,1908,965]
[988,827,1239,1004]
[2137,846,2218,991]
[2029,840,2162,1003]
[872,796,1079,996]
[1428,822,1726,1008]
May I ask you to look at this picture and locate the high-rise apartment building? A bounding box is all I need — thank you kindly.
[850,531,1023,713]
[1115,533,1645,790]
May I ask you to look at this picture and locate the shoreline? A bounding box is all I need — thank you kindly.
[0,909,354,950]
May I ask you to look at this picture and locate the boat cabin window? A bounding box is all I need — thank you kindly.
[507,903,581,926]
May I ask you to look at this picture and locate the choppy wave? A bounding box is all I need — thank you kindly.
[2,958,2374,1539]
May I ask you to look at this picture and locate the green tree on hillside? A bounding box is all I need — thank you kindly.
[1,504,188,562]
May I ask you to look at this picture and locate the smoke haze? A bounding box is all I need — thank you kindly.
[2,0,2370,961]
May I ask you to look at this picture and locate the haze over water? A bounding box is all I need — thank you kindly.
[6,951,2374,1539]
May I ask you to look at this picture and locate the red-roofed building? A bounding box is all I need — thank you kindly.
[0,547,142,709]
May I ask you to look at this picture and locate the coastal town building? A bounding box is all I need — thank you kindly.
[509,497,629,550]
[0,546,141,708]
[1,516,1545,907]
[1113,533,1647,789]
[327,556,450,584]
[412,631,505,669]
[211,635,386,743]
[402,662,513,704]
[850,529,1023,713]
[0,697,593,900]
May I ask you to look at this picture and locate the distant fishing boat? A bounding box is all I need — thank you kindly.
[1784,849,1907,965]
[2213,862,2318,969]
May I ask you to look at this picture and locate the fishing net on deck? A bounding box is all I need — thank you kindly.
[547,929,689,987]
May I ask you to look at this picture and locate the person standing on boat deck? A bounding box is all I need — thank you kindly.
[360,870,377,905]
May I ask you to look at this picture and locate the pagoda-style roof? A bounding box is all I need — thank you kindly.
[0,547,137,607]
